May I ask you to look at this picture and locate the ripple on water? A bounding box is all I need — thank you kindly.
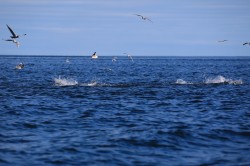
[0,56,249,165]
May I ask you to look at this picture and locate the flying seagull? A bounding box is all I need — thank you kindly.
[6,24,26,39]
[134,14,152,22]
[124,53,134,62]
[218,40,228,42]
[243,42,250,46]
[3,39,20,48]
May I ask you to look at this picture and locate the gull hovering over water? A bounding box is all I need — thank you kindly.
[6,24,26,39]
[243,42,250,46]
[218,40,228,43]
[124,53,134,62]
[134,14,152,22]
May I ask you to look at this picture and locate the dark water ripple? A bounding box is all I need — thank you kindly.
[0,56,250,165]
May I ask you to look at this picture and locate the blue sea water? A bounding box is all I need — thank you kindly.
[0,56,249,166]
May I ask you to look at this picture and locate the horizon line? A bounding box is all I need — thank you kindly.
[0,54,249,57]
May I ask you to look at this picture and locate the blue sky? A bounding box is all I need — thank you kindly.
[1,0,250,56]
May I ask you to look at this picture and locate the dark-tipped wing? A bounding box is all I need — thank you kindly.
[218,40,227,42]
[6,24,17,37]
[146,17,153,22]
[243,42,248,45]
[135,14,143,19]
[4,39,13,41]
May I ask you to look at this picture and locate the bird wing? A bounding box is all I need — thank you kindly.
[6,25,17,37]
[4,39,13,41]
[135,14,152,22]
[218,40,227,42]
[243,43,247,45]
[129,56,134,62]
[135,14,144,19]
[146,17,153,22]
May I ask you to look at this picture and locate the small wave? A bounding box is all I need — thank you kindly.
[205,75,243,85]
[54,76,78,86]
[176,79,193,85]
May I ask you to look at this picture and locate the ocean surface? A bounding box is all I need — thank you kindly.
[0,56,249,166]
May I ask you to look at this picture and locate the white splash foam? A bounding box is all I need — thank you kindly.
[176,79,193,85]
[176,79,187,84]
[54,76,78,86]
[79,81,98,87]
[205,75,243,85]
[87,81,97,86]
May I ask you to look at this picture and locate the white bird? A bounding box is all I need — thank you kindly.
[124,53,134,62]
[6,24,26,39]
[15,62,24,69]
[91,52,98,59]
[135,14,152,22]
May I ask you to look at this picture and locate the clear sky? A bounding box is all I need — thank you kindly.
[1,0,250,56]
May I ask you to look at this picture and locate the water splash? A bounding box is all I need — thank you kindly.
[79,81,99,87]
[175,76,243,85]
[205,75,243,85]
[54,76,78,86]
[80,81,112,87]
[87,81,97,86]
[176,79,193,85]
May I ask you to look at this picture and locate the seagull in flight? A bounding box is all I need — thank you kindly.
[3,39,20,48]
[134,14,152,22]
[218,40,228,43]
[243,42,250,46]
[6,24,26,39]
[124,53,134,62]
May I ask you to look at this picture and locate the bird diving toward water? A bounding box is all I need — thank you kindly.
[243,42,250,46]
[112,57,117,62]
[124,53,134,62]
[6,24,26,39]
[3,39,20,48]
[134,14,152,22]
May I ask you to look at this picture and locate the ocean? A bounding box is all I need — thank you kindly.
[0,56,249,166]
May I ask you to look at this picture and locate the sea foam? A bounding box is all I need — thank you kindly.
[54,76,78,86]
[176,79,193,85]
[205,75,243,85]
